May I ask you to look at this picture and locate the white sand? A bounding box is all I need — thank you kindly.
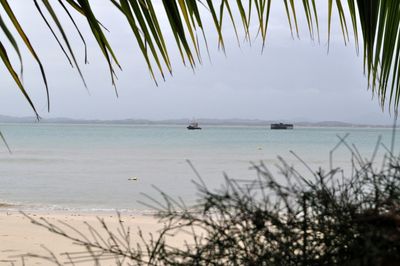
[0,210,182,265]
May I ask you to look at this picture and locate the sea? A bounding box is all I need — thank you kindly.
[0,123,396,213]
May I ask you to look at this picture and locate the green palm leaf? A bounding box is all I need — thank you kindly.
[0,14,23,77]
[34,0,88,87]
[0,41,39,119]
[0,0,49,112]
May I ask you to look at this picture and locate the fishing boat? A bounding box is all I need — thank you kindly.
[187,121,201,130]
[270,123,294,130]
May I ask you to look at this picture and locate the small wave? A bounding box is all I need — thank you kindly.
[0,201,157,215]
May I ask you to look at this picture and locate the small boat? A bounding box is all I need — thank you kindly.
[187,121,201,130]
[271,123,294,130]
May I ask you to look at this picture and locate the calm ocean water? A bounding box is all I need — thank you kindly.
[0,123,396,212]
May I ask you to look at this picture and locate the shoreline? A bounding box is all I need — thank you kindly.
[0,200,160,216]
[0,204,158,216]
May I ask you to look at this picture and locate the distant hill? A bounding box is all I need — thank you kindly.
[0,115,37,123]
[0,115,393,128]
[295,121,361,127]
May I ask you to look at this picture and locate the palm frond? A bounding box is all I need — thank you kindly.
[0,0,49,113]
[34,0,87,87]
[0,40,39,118]
[0,130,11,153]
[1,0,399,114]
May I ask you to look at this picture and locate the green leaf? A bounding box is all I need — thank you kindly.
[0,14,23,78]
[0,0,50,111]
[0,41,39,119]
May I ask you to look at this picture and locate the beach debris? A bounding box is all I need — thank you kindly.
[257,147,263,150]
[128,177,138,181]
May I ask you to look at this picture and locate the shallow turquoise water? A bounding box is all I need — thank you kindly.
[0,123,396,212]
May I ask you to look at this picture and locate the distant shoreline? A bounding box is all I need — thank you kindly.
[0,122,395,129]
[0,115,395,128]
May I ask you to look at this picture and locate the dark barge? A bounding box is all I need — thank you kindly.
[270,123,294,130]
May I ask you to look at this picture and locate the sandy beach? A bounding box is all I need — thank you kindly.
[0,210,172,265]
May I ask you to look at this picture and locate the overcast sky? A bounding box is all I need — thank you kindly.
[0,1,394,124]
